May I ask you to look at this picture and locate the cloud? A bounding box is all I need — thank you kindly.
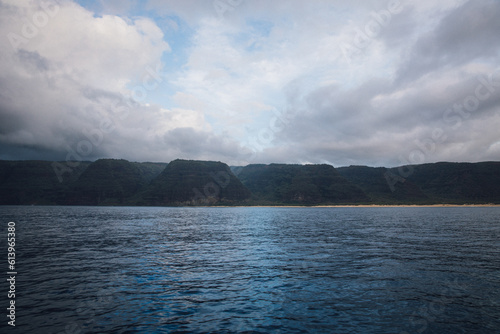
[1,0,499,167]
[0,0,233,163]
[263,60,500,166]
[396,0,500,84]
[244,1,500,167]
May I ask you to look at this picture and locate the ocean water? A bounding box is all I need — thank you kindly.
[0,206,499,333]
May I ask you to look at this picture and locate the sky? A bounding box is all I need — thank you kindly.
[1,0,499,167]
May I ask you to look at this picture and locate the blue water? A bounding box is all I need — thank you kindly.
[0,206,499,333]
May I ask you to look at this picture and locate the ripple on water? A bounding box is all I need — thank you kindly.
[1,206,499,333]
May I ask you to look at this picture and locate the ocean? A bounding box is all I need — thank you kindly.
[1,206,499,333]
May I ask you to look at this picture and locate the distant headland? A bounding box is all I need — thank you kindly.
[1,159,499,206]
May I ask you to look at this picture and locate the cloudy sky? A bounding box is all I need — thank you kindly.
[1,0,499,167]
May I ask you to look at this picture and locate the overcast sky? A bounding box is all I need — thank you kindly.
[1,0,499,167]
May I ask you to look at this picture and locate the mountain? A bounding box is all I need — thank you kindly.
[236,163,369,205]
[338,162,500,204]
[1,159,499,206]
[399,162,500,203]
[67,159,166,205]
[337,165,429,204]
[132,161,168,184]
[0,160,91,205]
[141,159,251,205]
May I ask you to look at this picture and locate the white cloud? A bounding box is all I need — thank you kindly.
[1,0,499,166]
[0,0,239,163]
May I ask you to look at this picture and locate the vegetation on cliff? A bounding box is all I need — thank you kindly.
[141,159,251,205]
[236,163,368,205]
[1,159,499,206]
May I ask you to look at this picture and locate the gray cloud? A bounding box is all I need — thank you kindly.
[1,0,499,167]
[396,0,500,84]
[16,50,50,71]
[261,0,500,167]
[162,127,244,161]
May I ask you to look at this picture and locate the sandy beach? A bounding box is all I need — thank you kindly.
[315,204,500,207]
[229,204,500,208]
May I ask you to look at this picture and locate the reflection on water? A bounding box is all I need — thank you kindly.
[1,206,499,333]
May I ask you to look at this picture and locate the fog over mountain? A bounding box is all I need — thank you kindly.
[1,0,499,166]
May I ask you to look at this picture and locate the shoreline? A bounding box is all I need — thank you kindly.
[315,204,500,208]
[8,203,500,208]
[223,204,500,208]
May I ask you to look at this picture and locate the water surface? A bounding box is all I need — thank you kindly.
[0,206,499,333]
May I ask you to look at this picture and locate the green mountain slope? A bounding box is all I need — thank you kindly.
[68,159,149,205]
[132,162,167,184]
[142,159,251,205]
[338,162,500,204]
[398,162,500,203]
[236,163,369,205]
[0,160,90,205]
[1,159,499,206]
[337,165,429,204]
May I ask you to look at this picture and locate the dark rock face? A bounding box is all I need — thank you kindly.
[338,162,500,204]
[1,159,499,206]
[68,159,146,205]
[237,163,369,205]
[143,159,251,205]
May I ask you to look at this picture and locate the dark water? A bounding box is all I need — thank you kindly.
[0,206,499,333]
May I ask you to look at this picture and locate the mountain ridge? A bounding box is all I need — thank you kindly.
[1,159,499,206]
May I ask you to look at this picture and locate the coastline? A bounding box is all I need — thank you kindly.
[314,204,500,208]
[223,204,500,208]
[2,203,500,208]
